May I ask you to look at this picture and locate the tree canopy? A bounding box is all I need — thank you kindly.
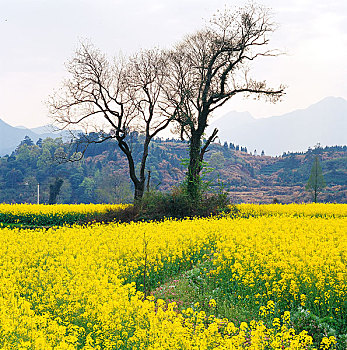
[161,3,285,198]
[306,156,326,202]
[48,3,285,201]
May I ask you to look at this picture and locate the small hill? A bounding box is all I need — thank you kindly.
[200,143,347,203]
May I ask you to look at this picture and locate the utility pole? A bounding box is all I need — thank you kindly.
[37,183,40,204]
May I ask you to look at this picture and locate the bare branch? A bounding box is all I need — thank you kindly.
[48,42,173,200]
[160,3,285,198]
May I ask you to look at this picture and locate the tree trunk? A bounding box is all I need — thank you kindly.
[134,137,151,201]
[186,125,218,200]
[117,139,146,202]
[134,180,145,201]
[187,132,202,199]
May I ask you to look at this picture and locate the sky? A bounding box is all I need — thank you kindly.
[0,0,346,128]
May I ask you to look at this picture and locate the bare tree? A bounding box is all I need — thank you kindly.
[48,43,172,200]
[163,4,285,198]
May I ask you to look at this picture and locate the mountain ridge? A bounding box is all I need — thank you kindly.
[1,96,346,156]
[0,119,71,156]
[207,96,347,156]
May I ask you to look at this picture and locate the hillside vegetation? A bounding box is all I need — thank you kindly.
[0,134,346,204]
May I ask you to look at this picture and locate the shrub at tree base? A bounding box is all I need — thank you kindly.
[134,188,233,221]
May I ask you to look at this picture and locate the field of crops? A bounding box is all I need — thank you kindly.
[0,203,345,349]
[0,203,129,226]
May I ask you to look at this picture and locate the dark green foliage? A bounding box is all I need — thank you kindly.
[92,184,233,224]
[0,134,346,204]
[36,138,43,148]
[75,186,237,224]
[92,205,138,224]
[306,156,326,202]
[291,308,346,350]
[19,135,34,147]
[134,187,232,222]
[0,211,89,227]
[48,178,64,204]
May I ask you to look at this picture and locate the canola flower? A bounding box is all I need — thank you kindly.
[207,215,347,324]
[234,203,347,218]
[1,202,343,226]
[0,203,345,349]
[0,203,129,226]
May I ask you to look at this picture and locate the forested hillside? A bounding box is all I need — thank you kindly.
[0,134,346,204]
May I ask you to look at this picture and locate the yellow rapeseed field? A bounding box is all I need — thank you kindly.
[0,203,345,349]
[0,203,129,226]
[235,203,347,218]
[0,203,129,214]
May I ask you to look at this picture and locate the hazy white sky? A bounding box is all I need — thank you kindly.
[0,0,346,128]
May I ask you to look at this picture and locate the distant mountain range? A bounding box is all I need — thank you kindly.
[207,96,347,156]
[0,121,71,156]
[0,96,346,156]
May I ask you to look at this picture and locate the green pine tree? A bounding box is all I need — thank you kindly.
[306,156,326,202]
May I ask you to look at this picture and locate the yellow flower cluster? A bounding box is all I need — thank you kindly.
[0,203,345,349]
[0,219,218,348]
[208,215,346,321]
[320,336,337,350]
[0,203,129,226]
[234,203,347,218]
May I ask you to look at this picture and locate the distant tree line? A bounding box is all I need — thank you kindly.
[0,134,189,204]
[0,134,345,204]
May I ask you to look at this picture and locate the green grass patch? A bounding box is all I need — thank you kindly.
[150,257,346,350]
[0,222,51,230]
